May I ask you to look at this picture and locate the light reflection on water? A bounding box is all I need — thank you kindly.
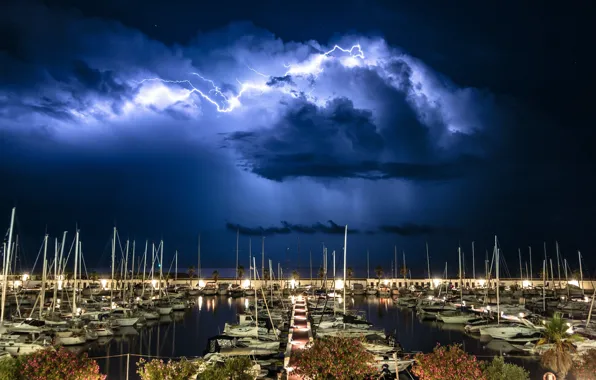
[86,295,542,379]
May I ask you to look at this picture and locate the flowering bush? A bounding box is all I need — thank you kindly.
[572,348,596,380]
[412,344,485,380]
[292,336,376,380]
[137,357,198,380]
[20,348,105,380]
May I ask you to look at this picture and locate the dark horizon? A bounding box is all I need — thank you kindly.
[1,1,593,276]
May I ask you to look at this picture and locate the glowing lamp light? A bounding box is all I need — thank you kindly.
[522,280,531,288]
[100,279,108,289]
[383,279,389,286]
[432,278,442,287]
[76,307,81,315]
[478,279,486,287]
[519,312,526,318]
[335,279,344,290]
[242,279,250,289]
[14,280,22,288]
[22,273,29,281]
[198,280,205,288]
[290,279,296,289]
[151,279,158,289]
[568,279,579,287]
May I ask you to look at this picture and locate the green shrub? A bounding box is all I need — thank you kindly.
[137,357,198,380]
[483,356,529,380]
[198,357,255,380]
[0,356,21,380]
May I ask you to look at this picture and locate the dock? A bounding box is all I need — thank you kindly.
[285,296,313,379]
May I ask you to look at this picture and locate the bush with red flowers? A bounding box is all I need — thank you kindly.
[412,344,486,380]
[292,336,376,380]
[19,348,105,380]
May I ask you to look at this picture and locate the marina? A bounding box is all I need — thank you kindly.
[1,208,595,379]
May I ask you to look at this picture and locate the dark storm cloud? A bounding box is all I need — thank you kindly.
[379,224,458,236]
[225,96,484,182]
[226,220,357,236]
[226,221,454,236]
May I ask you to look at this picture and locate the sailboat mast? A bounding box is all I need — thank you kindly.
[52,238,58,312]
[309,250,312,286]
[111,227,116,306]
[426,242,431,282]
[131,241,136,296]
[518,248,523,281]
[236,229,239,284]
[72,229,79,316]
[39,234,48,319]
[556,241,561,289]
[142,241,147,296]
[578,251,584,294]
[529,246,533,280]
[394,246,397,279]
[495,236,500,324]
[458,245,463,302]
[175,250,178,282]
[472,241,475,280]
[159,240,164,295]
[249,238,252,288]
[1,207,15,326]
[198,234,201,282]
[261,237,265,284]
[367,250,370,280]
[343,225,347,317]
[402,251,406,283]
[123,240,129,299]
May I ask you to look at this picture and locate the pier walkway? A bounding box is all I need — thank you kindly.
[285,296,312,379]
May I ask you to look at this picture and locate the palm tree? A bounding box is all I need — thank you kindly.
[399,266,408,278]
[90,271,99,283]
[263,268,270,286]
[347,267,354,288]
[375,266,383,285]
[539,312,576,379]
[212,270,219,283]
[318,267,325,287]
[291,270,300,280]
[237,265,244,281]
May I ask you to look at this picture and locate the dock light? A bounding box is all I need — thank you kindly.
[100,279,108,289]
[22,273,29,281]
[477,279,486,287]
[432,278,442,288]
[383,279,389,285]
[151,279,158,288]
[290,279,296,289]
[568,279,579,287]
[14,280,22,288]
[522,280,531,288]
[335,279,344,290]
[198,280,205,288]
[243,279,251,289]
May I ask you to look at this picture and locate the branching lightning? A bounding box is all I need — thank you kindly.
[136,44,365,113]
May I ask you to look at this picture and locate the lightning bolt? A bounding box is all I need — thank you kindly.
[135,44,365,113]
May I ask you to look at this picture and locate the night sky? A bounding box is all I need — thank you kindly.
[0,0,592,275]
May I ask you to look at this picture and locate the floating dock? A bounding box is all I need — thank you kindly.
[285,296,313,379]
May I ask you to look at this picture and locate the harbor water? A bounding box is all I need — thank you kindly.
[77,295,544,379]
